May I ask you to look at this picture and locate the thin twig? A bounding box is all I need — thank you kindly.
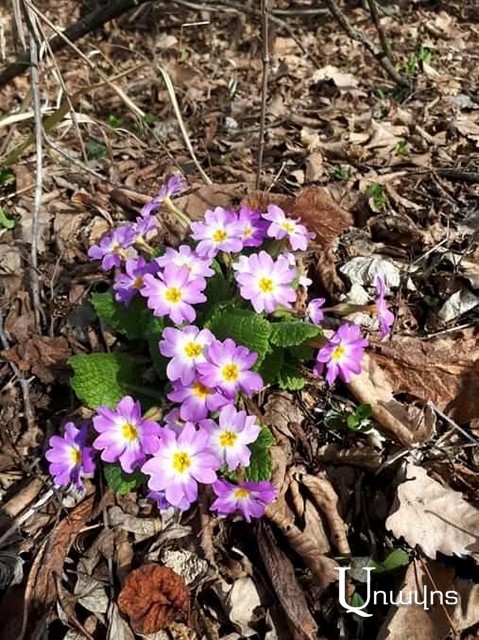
[426,402,479,447]
[365,0,392,60]
[324,0,409,88]
[24,2,44,330]
[256,0,270,190]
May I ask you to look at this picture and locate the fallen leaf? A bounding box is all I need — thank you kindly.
[1,336,71,383]
[377,559,479,640]
[311,65,358,90]
[386,465,479,562]
[224,576,262,637]
[437,288,479,322]
[340,256,401,288]
[117,564,190,634]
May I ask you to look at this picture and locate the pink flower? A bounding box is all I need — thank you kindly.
[92,396,162,473]
[306,297,326,325]
[237,205,267,248]
[141,264,207,324]
[263,204,315,251]
[190,207,243,257]
[201,404,260,471]
[88,225,137,271]
[210,479,276,522]
[113,257,158,306]
[159,325,214,385]
[233,251,297,314]
[45,422,95,489]
[155,245,214,280]
[141,423,219,510]
[196,338,263,398]
[374,275,394,338]
[167,378,230,422]
[141,174,186,217]
[314,323,368,385]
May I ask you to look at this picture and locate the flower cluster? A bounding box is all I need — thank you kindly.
[50,174,398,522]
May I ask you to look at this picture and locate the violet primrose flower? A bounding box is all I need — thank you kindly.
[314,323,368,385]
[196,338,263,398]
[159,325,214,385]
[141,264,206,324]
[201,404,260,471]
[45,422,95,489]
[190,207,243,257]
[233,251,297,314]
[263,204,315,251]
[237,205,267,248]
[140,174,186,217]
[88,225,137,271]
[167,378,230,422]
[155,245,214,280]
[210,479,276,522]
[141,423,219,510]
[306,297,326,325]
[374,275,394,338]
[92,396,162,473]
[113,257,158,306]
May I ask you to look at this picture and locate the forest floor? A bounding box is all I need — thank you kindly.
[0,0,478,639]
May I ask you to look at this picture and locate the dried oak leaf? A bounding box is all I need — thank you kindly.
[1,336,71,383]
[117,564,190,634]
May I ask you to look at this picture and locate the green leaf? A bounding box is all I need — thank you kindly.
[277,357,306,390]
[245,426,275,482]
[206,306,271,365]
[0,207,15,229]
[376,549,410,574]
[69,352,140,408]
[91,291,163,341]
[258,347,284,384]
[269,321,322,348]
[86,139,107,160]
[104,464,146,495]
[0,168,15,186]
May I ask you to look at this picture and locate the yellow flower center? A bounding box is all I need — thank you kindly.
[122,422,138,441]
[172,451,191,473]
[243,225,253,238]
[184,342,202,358]
[165,287,182,303]
[212,229,228,243]
[331,345,345,361]
[222,363,239,382]
[132,276,143,289]
[234,488,251,499]
[258,277,274,293]
[192,381,211,398]
[281,221,295,232]
[219,430,238,448]
[70,448,81,465]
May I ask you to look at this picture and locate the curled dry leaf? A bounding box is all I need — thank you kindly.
[117,564,190,634]
[0,336,70,383]
[386,465,479,562]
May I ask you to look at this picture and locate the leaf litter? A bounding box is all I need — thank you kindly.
[0,0,478,639]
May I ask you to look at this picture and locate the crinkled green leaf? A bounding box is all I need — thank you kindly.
[206,306,271,365]
[258,347,284,384]
[103,464,146,495]
[69,352,139,409]
[277,358,306,390]
[245,426,275,482]
[373,549,410,574]
[269,321,322,348]
[91,291,157,340]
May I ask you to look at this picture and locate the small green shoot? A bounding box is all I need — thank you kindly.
[86,139,107,160]
[331,165,351,180]
[107,114,123,128]
[395,139,408,156]
[0,207,15,229]
[0,168,15,187]
[367,183,387,210]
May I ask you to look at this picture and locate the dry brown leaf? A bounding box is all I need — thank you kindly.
[377,560,479,640]
[117,564,190,634]
[257,522,318,640]
[386,465,479,562]
[1,336,71,383]
[370,327,479,424]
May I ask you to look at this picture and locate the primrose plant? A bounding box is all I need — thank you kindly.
[46,175,394,522]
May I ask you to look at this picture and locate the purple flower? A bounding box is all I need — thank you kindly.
[140,174,186,217]
[167,378,230,422]
[147,489,174,511]
[45,422,95,489]
[141,423,219,510]
[163,408,194,434]
[201,404,260,471]
[88,225,137,271]
[263,204,315,251]
[113,257,158,306]
[233,251,297,314]
[196,338,263,398]
[159,325,215,385]
[374,275,394,338]
[314,323,368,385]
[237,206,267,248]
[190,207,243,257]
[306,297,326,325]
[210,479,276,522]
[141,265,207,324]
[92,396,162,473]
[133,214,158,241]
[155,245,214,280]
